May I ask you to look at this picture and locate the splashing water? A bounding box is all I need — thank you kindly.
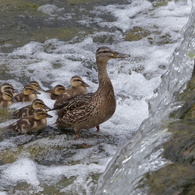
[0,0,193,194]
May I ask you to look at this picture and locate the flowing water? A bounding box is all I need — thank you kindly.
[0,0,194,194]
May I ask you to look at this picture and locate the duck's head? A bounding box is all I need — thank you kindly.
[33,109,53,120]
[70,76,89,88]
[32,99,51,111]
[2,90,13,101]
[29,81,40,91]
[0,83,15,93]
[96,47,130,63]
[54,85,66,95]
[23,85,41,95]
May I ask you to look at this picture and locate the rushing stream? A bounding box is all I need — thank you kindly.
[96,1,195,194]
[0,0,194,194]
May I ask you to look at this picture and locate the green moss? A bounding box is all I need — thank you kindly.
[32,27,81,42]
[0,0,39,10]
[0,107,12,123]
[125,27,149,41]
[62,0,105,5]
[188,51,195,59]
[142,164,195,195]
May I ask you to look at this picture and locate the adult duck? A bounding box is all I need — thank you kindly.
[56,47,129,138]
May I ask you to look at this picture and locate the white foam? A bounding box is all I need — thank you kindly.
[2,158,40,186]
[0,0,192,194]
[38,4,63,16]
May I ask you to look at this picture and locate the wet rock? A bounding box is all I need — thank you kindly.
[143,164,195,195]
[164,121,195,164]
[125,27,149,41]
[139,61,195,194]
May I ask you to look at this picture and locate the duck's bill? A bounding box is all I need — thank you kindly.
[82,81,89,87]
[34,90,41,94]
[46,113,53,118]
[45,105,51,111]
[113,52,130,58]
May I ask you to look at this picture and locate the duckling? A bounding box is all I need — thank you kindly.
[13,99,51,119]
[56,47,130,138]
[7,109,52,134]
[0,83,14,96]
[0,90,14,107]
[29,81,40,91]
[14,85,40,102]
[54,76,89,108]
[45,85,66,100]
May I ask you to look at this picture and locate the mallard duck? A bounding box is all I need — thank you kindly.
[45,85,66,100]
[0,90,14,107]
[0,83,14,96]
[29,81,40,91]
[7,109,52,134]
[56,47,130,138]
[14,85,40,102]
[53,76,89,108]
[13,99,51,119]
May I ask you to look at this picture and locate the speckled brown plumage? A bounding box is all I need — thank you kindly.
[54,76,89,108]
[56,47,130,138]
[13,99,51,118]
[45,85,66,100]
[14,85,40,102]
[8,109,52,134]
[0,90,14,107]
[0,83,14,96]
[29,81,40,91]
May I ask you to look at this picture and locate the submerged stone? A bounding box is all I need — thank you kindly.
[125,27,149,41]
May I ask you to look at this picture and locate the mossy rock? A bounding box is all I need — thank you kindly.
[32,27,81,43]
[143,163,195,195]
[64,0,103,5]
[163,121,195,164]
[125,27,149,41]
[170,63,195,119]
[0,107,12,123]
[0,0,39,10]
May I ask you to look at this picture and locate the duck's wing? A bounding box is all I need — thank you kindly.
[8,117,34,133]
[14,93,23,102]
[54,89,75,108]
[13,105,31,118]
[57,93,94,118]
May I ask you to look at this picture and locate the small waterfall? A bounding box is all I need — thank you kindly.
[96,2,195,195]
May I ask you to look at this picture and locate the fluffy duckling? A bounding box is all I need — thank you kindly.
[45,85,66,100]
[56,47,129,138]
[7,109,52,134]
[29,81,40,91]
[0,90,14,107]
[0,83,15,96]
[13,99,51,119]
[14,85,40,102]
[54,76,89,108]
